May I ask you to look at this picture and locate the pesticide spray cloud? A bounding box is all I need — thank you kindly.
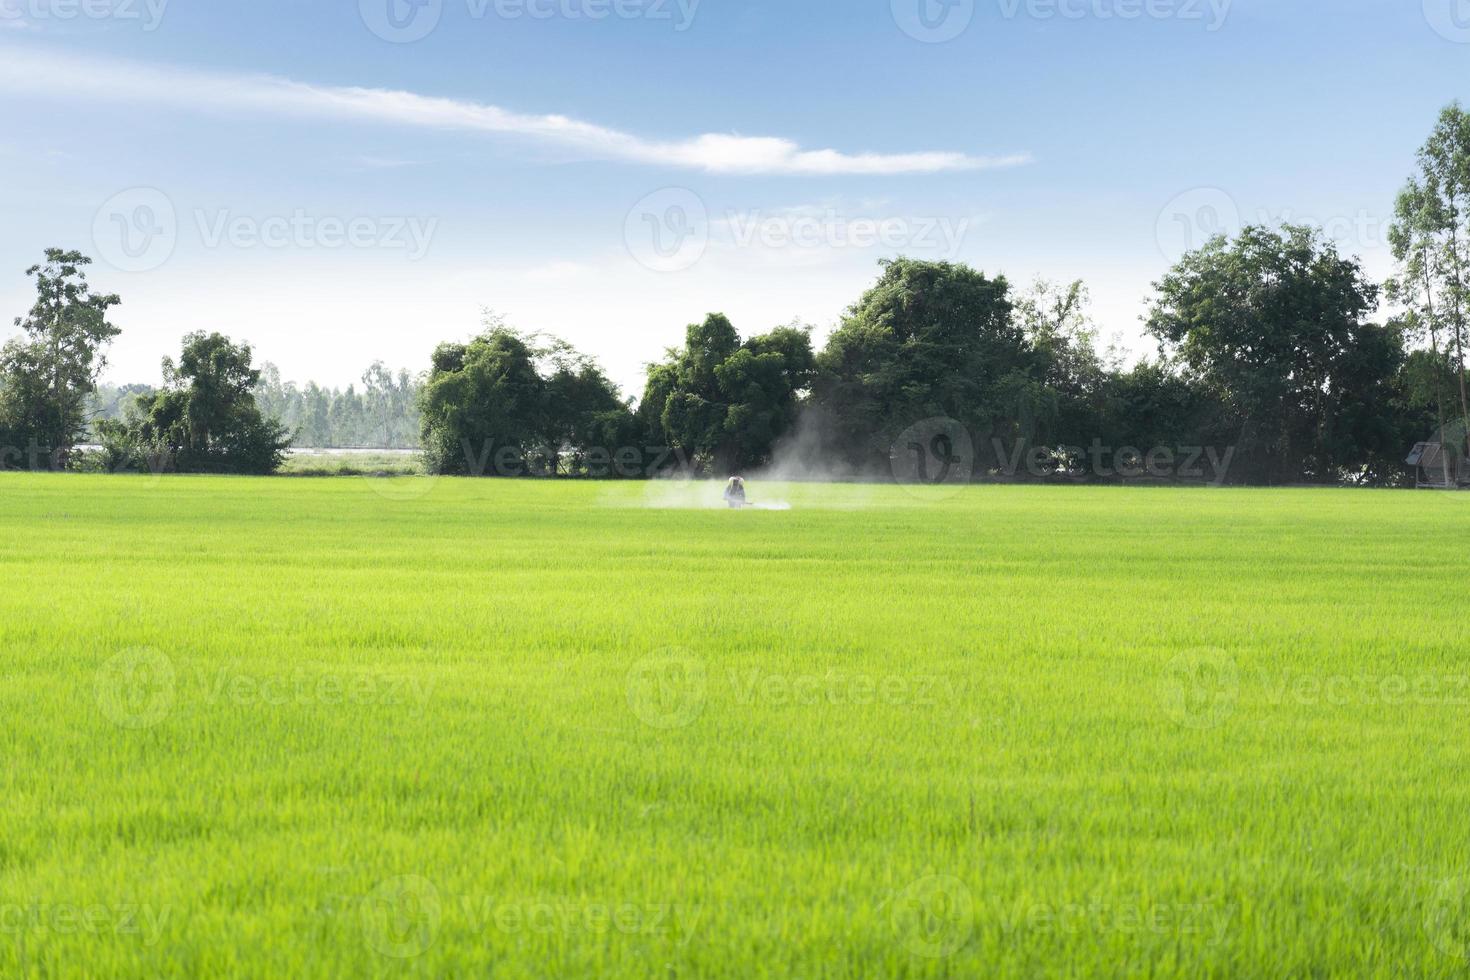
[630,475,793,511]
[633,410,884,510]
[612,408,890,511]
[743,408,885,510]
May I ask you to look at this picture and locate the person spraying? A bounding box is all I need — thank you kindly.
[723,476,747,509]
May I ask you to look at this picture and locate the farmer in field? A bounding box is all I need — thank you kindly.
[724,476,747,509]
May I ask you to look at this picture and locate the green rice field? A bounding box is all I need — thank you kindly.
[1,473,1468,977]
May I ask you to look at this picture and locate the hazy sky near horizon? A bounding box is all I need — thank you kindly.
[1,0,1467,396]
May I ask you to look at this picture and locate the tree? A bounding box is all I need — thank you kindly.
[361,361,414,448]
[1094,360,1221,459]
[251,363,422,449]
[715,324,816,470]
[419,319,637,477]
[543,347,639,476]
[640,314,815,474]
[0,249,121,468]
[328,384,365,447]
[301,383,333,447]
[812,258,1033,475]
[99,332,292,475]
[654,314,742,472]
[88,382,156,437]
[1389,106,1470,468]
[1013,278,1115,450]
[1146,225,1394,483]
[420,327,546,475]
[1390,180,1455,474]
[1416,105,1470,429]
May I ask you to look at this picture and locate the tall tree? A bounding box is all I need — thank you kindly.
[812,258,1033,474]
[1426,106,1470,427]
[418,319,637,476]
[0,249,121,467]
[1146,225,1392,483]
[659,314,743,471]
[361,362,400,448]
[1013,278,1115,450]
[715,324,817,469]
[544,351,639,475]
[1392,105,1470,460]
[641,314,814,474]
[1389,179,1453,468]
[419,327,547,475]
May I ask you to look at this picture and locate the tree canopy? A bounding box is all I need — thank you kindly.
[639,314,815,474]
[811,259,1030,475]
[418,320,638,477]
[0,249,121,468]
[1146,225,1400,483]
[1388,102,1470,474]
[99,332,292,475]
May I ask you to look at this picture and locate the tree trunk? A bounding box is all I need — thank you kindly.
[1422,254,1452,487]
[1447,202,1470,436]
[47,298,71,465]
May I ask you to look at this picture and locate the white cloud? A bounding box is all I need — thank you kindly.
[0,46,1030,177]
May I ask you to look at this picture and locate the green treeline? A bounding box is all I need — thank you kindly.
[4,106,1470,484]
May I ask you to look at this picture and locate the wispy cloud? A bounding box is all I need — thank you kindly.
[0,47,1030,177]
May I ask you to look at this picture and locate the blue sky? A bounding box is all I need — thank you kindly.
[1,0,1466,396]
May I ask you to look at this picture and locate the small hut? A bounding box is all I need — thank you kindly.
[1408,422,1470,489]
